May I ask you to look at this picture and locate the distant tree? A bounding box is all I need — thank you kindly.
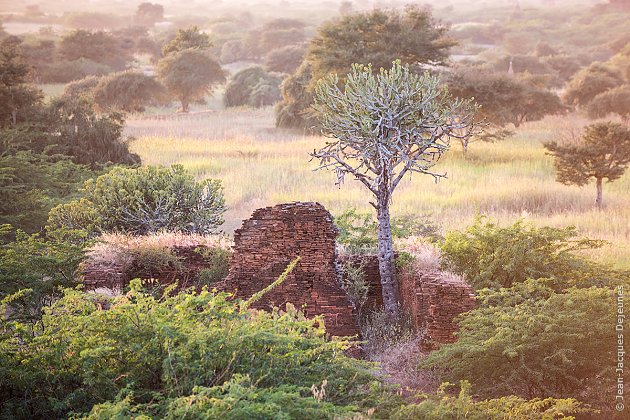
[446,68,565,131]
[587,84,630,122]
[49,165,226,235]
[311,62,477,317]
[93,71,165,113]
[264,45,306,74]
[261,18,306,32]
[563,63,624,108]
[157,49,225,112]
[134,2,164,27]
[220,39,248,64]
[542,54,582,82]
[162,26,212,56]
[339,1,353,15]
[44,97,140,168]
[544,122,630,208]
[259,28,306,54]
[276,6,457,129]
[534,41,558,58]
[0,39,43,127]
[59,30,132,70]
[224,67,281,108]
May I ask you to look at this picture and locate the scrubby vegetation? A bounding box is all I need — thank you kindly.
[2,0,629,418]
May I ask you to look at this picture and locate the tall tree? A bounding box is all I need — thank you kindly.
[161,26,212,56]
[157,49,225,112]
[0,39,43,128]
[276,6,456,129]
[311,62,477,317]
[134,2,164,27]
[544,122,630,208]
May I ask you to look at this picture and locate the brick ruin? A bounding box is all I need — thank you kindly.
[81,201,475,344]
[223,202,358,337]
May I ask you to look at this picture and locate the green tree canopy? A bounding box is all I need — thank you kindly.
[276,6,457,129]
[0,38,43,128]
[544,122,630,208]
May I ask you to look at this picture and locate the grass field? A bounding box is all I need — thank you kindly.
[126,108,630,269]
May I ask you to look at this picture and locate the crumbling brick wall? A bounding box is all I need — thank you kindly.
[223,202,359,337]
[339,254,475,344]
[399,270,475,345]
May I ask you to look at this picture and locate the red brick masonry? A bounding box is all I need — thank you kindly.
[223,202,359,337]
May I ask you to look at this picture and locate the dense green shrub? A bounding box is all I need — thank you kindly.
[440,217,626,290]
[0,225,89,321]
[0,279,390,418]
[40,58,113,83]
[49,165,226,235]
[0,152,95,232]
[423,280,615,411]
[223,66,282,108]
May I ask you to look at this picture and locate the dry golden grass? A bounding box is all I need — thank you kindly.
[125,109,630,268]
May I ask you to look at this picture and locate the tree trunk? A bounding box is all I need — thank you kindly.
[179,99,189,113]
[376,197,400,319]
[595,177,603,209]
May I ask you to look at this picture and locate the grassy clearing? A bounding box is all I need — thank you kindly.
[127,109,630,269]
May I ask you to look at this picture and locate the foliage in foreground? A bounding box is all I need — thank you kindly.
[423,280,615,408]
[440,217,627,290]
[393,381,591,420]
[0,280,390,419]
[0,225,89,321]
[0,280,595,419]
[48,165,227,235]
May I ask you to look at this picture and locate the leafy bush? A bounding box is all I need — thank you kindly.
[440,217,625,290]
[223,66,282,108]
[49,165,226,235]
[0,225,89,321]
[423,280,615,411]
[0,279,392,418]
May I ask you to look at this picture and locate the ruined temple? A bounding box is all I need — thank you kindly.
[81,201,476,344]
[223,202,359,336]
